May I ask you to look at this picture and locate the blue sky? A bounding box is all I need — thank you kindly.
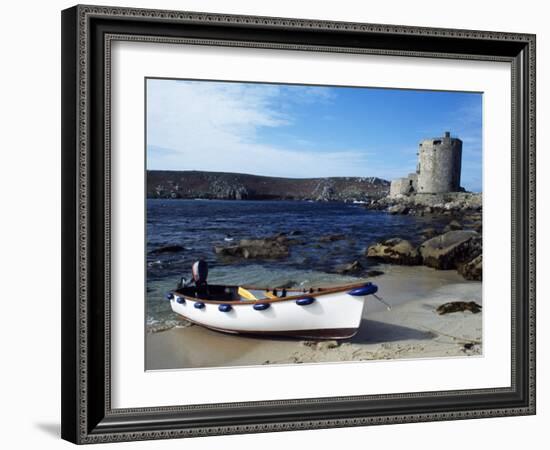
[147,79,482,192]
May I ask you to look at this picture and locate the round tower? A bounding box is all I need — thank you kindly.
[416,131,462,194]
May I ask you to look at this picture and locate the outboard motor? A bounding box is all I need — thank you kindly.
[192,260,208,286]
[191,260,209,297]
[177,260,209,296]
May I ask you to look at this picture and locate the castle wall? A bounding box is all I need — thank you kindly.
[390,174,417,197]
[416,133,462,194]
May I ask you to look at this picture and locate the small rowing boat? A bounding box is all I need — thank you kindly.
[165,261,384,339]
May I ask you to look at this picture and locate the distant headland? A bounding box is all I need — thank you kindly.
[147,170,390,202]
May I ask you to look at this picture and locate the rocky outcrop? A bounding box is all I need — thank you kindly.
[421,228,439,240]
[147,170,390,201]
[208,178,249,200]
[365,229,482,281]
[419,230,481,270]
[366,269,384,277]
[443,220,463,232]
[387,204,410,215]
[366,192,482,215]
[214,235,291,259]
[319,234,346,243]
[312,179,336,202]
[335,260,364,274]
[366,238,421,265]
[458,254,483,281]
[148,244,185,254]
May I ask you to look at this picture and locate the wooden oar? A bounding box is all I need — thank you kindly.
[238,287,258,301]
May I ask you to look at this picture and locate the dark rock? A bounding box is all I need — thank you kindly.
[148,244,185,254]
[388,204,410,215]
[214,235,290,259]
[366,270,384,277]
[443,220,463,233]
[458,255,482,281]
[289,230,302,236]
[470,221,482,233]
[336,260,364,274]
[436,301,482,315]
[421,228,439,239]
[366,238,421,265]
[419,230,481,270]
[319,234,346,243]
[288,238,306,246]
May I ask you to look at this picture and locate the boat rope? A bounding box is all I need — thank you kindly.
[373,293,392,311]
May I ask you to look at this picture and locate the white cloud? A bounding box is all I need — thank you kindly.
[146,79,372,178]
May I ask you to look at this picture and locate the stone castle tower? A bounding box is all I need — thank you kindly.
[389,131,463,197]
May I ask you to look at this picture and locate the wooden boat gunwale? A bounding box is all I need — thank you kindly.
[171,281,372,305]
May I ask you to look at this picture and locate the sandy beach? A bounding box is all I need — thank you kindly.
[146,265,482,370]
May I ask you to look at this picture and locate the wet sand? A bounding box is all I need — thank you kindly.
[146,265,482,370]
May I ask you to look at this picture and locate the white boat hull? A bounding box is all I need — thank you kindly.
[169,290,367,339]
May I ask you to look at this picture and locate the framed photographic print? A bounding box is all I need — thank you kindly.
[61,4,536,444]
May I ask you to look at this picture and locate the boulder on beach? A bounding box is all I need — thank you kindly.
[214,235,290,259]
[458,254,482,281]
[419,230,481,270]
[366,238,421,265]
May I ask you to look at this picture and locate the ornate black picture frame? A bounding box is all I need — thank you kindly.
[61,4,536,444]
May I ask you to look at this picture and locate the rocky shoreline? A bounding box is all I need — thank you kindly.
[365,230,482,281]
[364,191,482,216]
[147,190,483,286]
[211,192,483,282]
[362,192,482,280]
